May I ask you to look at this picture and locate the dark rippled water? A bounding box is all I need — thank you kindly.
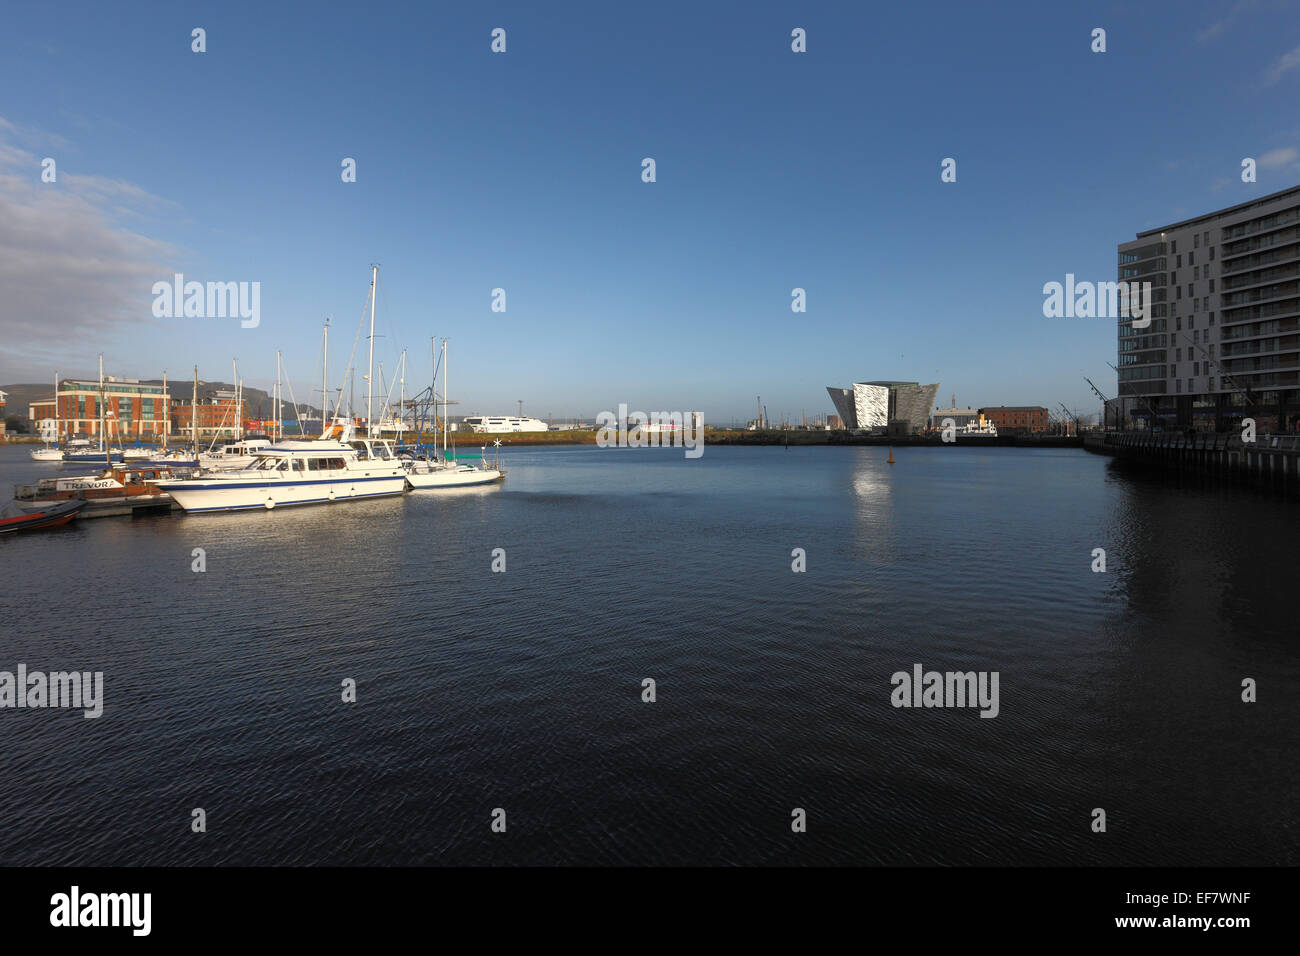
[0,443,1295,866]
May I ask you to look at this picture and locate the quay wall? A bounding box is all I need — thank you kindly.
[1084,430,1300,497]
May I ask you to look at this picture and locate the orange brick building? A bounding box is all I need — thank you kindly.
[978,405,1049,435]
[172,398,245,440]
[29,378,171,440]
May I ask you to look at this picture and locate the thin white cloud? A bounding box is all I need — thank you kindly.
[0,116,73,152]
[1263,43,1300,85]
[1257,146,1299,168]
[0,122,178,373]
[1197,0,1256,44]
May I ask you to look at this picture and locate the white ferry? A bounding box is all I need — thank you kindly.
[462,415,547,433]
[154,422,407,512]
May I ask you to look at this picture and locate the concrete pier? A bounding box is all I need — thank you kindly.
[1084,430,1300,497]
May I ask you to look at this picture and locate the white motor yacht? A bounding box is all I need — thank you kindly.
[155,422,407,512]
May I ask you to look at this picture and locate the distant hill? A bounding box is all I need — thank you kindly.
[1,381,321,425]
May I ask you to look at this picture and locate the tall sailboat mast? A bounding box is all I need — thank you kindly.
[98,354,110,466]
[321,317,330,434]
[161,370,168,450]
[191,365,198,454]
[366,264,378,438]
[233,360,241,442]
[442,338,448,459]
[275,350,283,442]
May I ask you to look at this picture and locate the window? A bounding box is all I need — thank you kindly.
[1194,266,1200,280]
[1187,284,1194,296]
[1209,279,1215,292]
[1178,287,1183,299]
[1210,377,1216,389]
[1169,271,1176,284]
[1209,344,1215,356]
[1177,317,1183,330]
[1188,378,1194,391]
[1209,312,1215,325]
[1194,362,1200,375]
[291,459,304,471]
[307,459,321,471]
[1210,247,1215,260]
[1177,380,1182,393]
[1176,255,1182,267]
[1194,234,1200,249]
[1195,299,1200,312]
[1203,231,1209,246]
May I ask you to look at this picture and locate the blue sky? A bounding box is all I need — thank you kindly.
[2,0,1299,423]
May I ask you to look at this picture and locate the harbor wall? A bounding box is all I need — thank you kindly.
[1083,430,1300,497]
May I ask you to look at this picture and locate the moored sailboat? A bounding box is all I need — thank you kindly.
[401,338,504,489]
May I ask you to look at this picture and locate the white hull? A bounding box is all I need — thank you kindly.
[404,463,503,489]
[30,448,63,461]
[158,470,408,512]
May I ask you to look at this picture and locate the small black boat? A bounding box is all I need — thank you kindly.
[0,498,87,534]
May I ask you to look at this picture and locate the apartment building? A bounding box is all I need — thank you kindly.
[1116,185,1300,432]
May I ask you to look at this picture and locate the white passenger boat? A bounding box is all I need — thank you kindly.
[155,422,407,512]
[462,415,547,433]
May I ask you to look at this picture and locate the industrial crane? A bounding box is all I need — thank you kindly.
[1057,402,1078,435]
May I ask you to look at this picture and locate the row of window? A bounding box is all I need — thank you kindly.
[1223,206,1299,240]
[255,457,350,472]
[1223,225,1300,259]
[1119,365,1167,382]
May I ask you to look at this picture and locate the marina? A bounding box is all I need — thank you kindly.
[0,441,1293,868]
